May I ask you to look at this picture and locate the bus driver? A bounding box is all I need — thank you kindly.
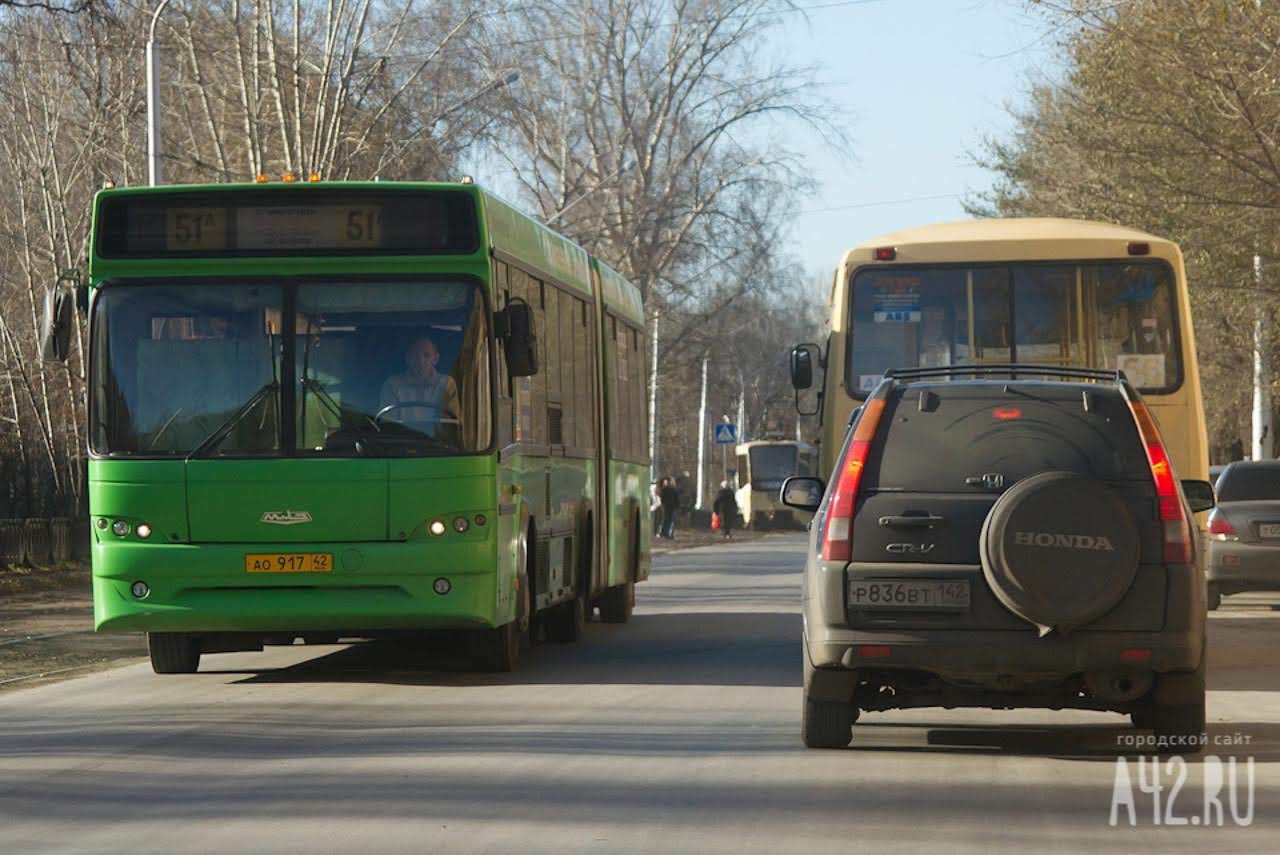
[380,334,462,437]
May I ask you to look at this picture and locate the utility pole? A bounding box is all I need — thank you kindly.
[146,0,174,186]
[649,310,659,483]
[1253,253,1272,460]
[695,354,708,510]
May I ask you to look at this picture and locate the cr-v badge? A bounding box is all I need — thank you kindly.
[886,542,936,554]
[261,510,313,526]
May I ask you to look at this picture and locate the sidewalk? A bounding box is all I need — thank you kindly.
[0,568,145,691]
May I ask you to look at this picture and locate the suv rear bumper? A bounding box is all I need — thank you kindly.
[806,627,1203,682]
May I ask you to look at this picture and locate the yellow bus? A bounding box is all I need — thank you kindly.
[792,218,1209,481]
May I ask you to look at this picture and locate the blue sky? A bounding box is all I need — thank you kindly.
[770,0,1057,276]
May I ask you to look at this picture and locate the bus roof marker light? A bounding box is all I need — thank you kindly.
[282,172,297,183]
[255,174,268,183]
[308,172,321,182]
[873,246,896,261]
[1128,241,1150,255]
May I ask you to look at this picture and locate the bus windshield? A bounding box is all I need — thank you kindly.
[749,445,799,490]
[847,262,1180,396]
[91,280,491,457]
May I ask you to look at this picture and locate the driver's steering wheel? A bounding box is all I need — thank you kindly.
[373,400,461,427]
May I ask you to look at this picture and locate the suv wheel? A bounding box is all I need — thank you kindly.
[1207,584,1222,611]
[1144,662,1207,752]
[802,695,856,749]
[147,632,200,674]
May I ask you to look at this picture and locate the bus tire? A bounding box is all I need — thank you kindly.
[470,621,521,672]
[148,632,200,674]
[601,514,637,623]
[544,595,585,643]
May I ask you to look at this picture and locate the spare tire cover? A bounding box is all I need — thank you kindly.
[980,471,1140,636]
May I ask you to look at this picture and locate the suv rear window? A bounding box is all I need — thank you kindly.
[1216,464,1280,502]
[864,382,1150,491]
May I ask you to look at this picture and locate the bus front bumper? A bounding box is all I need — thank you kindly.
[93,540,501,634]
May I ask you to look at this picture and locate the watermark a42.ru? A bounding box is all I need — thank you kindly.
[1110,747,1255,827]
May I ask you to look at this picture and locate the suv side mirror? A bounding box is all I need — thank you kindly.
[781,476,825,512]
[1182,479,1215,514]
[39,284,75,363]
[498,299,538,378]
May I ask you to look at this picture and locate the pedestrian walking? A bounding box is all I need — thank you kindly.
[659,477,680,539]
[713,480,738,540]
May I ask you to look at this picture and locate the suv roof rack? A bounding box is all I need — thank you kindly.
[884,364,1128,384]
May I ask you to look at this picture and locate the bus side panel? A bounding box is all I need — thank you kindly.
[606,459,649,586]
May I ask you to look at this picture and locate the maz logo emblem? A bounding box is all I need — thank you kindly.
[886,542,935,554]
[261,510,313,526]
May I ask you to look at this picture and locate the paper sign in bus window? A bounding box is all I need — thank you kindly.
[873,277,921,323]
[1116,354,1166,389]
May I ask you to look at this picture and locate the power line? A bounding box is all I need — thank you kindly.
[797,192,962,215]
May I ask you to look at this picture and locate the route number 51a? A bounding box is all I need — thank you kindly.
[166,208,226,251]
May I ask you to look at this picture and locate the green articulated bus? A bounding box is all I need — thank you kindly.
[40,180,651,673]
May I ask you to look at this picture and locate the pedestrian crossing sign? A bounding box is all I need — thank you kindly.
[713,423,737,444]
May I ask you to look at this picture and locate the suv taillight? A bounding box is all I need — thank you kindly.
[1126,396,1193,563]
[820,397,886,561]
[1207,508,1238,541]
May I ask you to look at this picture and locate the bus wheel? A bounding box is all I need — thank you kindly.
[471,565,530,672]
[470,620,521,672]
[544,596,585,643]
[147,632,201,674]
[598,583,633,623]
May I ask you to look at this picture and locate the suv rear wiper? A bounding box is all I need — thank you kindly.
[186,381,278,460]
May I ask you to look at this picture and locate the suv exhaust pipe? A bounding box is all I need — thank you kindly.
[1085,669,1153,702]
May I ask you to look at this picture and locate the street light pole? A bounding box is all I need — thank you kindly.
[695,354,708,511]
[649,309,660,483]
[146,0,173,186]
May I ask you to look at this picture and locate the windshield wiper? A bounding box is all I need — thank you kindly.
[186,381,278,460]
[300,377,386,456]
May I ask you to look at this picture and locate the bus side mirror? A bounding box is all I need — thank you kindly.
[39,284,75,363]
[791,343,822,417]
[790,345,814,390]
[499,300,538,378]
[1182,479,1214,514]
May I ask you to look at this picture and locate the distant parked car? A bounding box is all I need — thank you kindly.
[1206,461,1280,610]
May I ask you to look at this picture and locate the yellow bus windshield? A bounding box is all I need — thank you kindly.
[847,261,1180,396]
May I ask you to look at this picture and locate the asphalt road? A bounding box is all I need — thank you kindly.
[0,533,1276,853]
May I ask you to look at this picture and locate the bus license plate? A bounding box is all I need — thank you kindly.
[1260,523,1280,539]
[245,553,333,573]
[849,579,970,611]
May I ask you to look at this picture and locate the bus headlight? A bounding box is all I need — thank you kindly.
[136,523,153,540]
[130,581,150,599]
[429,520,446,536]
[433,578,451,595]
[452,516,469,533]
[112,520,130,537]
